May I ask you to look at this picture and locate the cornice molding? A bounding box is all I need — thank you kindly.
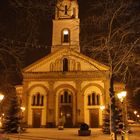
[23,71,109,80]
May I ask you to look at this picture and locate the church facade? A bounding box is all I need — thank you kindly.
[16,0,112,128]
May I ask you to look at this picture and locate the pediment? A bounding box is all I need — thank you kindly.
[23,48,109,73]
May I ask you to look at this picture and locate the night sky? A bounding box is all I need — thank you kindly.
[0,0,93,65]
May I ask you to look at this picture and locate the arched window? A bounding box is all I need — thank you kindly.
[61,95,63,103]
[63,58,68,72]
[41,95,44,106]
[32,95,35,106]
[68,94,71,103]
[60,91,72,103]
[87,92,100,106]
[62,29,70,43]
[97,94,100,105]
[92,93,95,105]
[64,91,68,103]
[32,93,44,106]
[88,95,91,105]
[37,93,40,106]
[65,5,68,15]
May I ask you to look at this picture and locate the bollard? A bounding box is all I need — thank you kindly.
[121,130,128,140]
[18,126,21,140]
[110,132,115,140]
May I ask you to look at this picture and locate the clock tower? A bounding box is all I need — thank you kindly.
[51,0,80,52]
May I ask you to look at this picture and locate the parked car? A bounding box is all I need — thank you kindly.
[128,120,135,124]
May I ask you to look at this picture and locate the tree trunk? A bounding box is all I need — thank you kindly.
[109,74,117,140]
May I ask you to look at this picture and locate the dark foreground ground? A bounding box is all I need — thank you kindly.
[0,124,140,140]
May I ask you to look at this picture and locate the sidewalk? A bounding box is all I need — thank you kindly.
[1,127,139,140]
[6,128,110,140]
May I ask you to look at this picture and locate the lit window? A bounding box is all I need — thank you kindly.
[62,29,70,43]
[63,30,69,35]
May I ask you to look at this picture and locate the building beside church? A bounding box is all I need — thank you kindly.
[16,0,119,128]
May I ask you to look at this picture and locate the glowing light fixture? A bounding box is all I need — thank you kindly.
[63,30,69,35]
[134,111,137,115]
[117,91,127,102]
[0,93,4,102]
[20,107,25,112]
[100,105,105,110]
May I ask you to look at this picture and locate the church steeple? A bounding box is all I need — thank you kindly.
[51,0,80,53]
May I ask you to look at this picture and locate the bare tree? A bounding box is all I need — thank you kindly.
[0,0,56,88]
[80,0,140,139]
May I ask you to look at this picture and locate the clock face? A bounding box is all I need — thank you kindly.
[57,0,72,12]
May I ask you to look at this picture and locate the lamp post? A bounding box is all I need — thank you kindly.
[134,111,138,121]
[117,91,127,128]
[117,91,128,140]
[18,106,25,140]
[100,105,105,127]
[20,106,25,124]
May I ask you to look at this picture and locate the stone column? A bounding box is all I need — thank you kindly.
[47,81,55,127]
[22,81,30,126]
[75,80,83,125]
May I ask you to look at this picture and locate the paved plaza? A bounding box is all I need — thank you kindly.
[0,125,140,140]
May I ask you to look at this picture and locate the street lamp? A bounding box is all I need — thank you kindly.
[117,91,127,102]
[20,106,25,122]
[117,91,127,126]
[100,105,105,127]
[20,107,25,112]
[0,93,4,102]
[18,106,26,140]
[117,91,128,140]
[134,111,137,115]
[134,111,138,122]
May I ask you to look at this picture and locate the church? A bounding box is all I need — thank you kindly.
[16,0,120,128]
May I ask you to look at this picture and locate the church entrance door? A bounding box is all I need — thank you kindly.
[60,105,72,127]
[89,109,99,128]
[59,90,73,127]
[32,109,42,128]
